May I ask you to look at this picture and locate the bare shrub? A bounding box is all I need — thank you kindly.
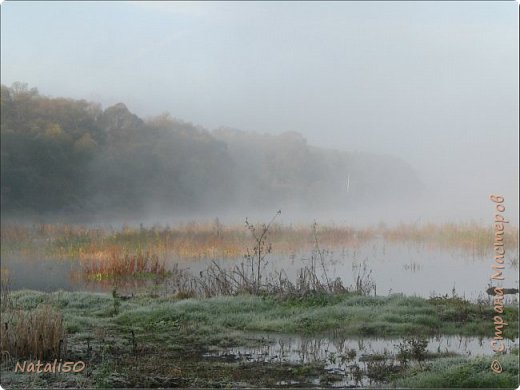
[244,210,281,293]
[192,218,351,299]
[352,259,376,295]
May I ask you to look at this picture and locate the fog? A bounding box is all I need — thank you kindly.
[1,1,518,226]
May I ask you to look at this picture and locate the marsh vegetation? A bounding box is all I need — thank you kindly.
[1,77,518,390]
[1,217,518,388]
[2,1,519,387]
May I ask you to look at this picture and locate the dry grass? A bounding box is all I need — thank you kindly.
[1,304,65,361]
[381,222,519,255]
[80,250,166,280]
[1,268,66,361]
[1,267,11,311]
[1,221,517,261]
[0,222,371,260]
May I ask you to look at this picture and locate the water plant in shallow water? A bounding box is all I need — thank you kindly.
[80,251,167,280]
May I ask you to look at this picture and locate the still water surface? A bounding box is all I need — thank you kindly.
[204,333,518,387]
[3,239,518,301]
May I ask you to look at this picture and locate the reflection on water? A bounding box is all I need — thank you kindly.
[2,239,519,301]
[203,334,519,387]
[178,238,519,301]
[2,256,82,292]
[1,256,160,293]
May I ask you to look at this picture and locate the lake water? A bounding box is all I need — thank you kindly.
[2,240,518,387]
[2,239,518,301]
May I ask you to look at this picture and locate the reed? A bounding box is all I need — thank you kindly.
[1,267,11,311]
[2,221,518,260]
[0,222,372,259]
[381,222,518,255]
[80,250,166,280]
[0,304,65,361]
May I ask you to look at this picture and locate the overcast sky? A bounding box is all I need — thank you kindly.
[1,1,518,223]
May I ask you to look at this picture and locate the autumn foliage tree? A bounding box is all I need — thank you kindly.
[1,83,423,218]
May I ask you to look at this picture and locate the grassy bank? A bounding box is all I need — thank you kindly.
[5,290,519,339]
[1,290,518,388]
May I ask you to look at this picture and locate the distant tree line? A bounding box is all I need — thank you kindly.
[1,83,423,218]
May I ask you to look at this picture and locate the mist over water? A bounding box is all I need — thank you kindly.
[1,5,519,390]
[1,1,518,227]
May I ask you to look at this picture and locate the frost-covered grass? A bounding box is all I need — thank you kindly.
[394,354,519,388]
[6,290,518,339]
[1,289,518,388]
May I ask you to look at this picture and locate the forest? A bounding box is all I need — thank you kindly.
[1,83,423,219]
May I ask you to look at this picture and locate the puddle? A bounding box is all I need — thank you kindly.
[203,334,519,387]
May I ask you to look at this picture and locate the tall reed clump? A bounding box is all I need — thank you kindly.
[1,267,11,312]
[80,250,166,280]
[1,272,65,362]
[1,305,65,361]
